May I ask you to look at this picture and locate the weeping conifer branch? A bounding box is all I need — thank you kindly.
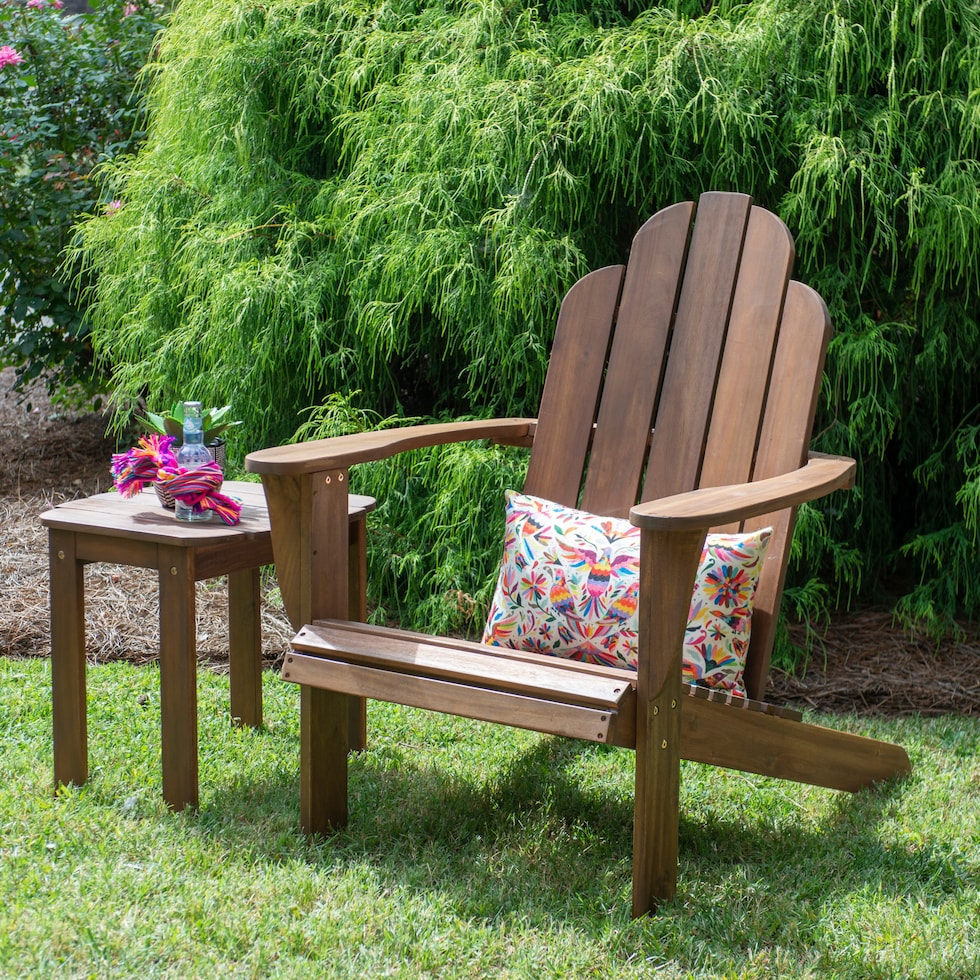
[70,0,980,637]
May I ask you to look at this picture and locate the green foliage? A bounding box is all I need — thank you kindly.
[0,0,166,395]
[71,0,980,637]
[294,390,528,634]
[357,439,530,635]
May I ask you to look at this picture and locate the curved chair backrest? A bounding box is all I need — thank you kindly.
[523,192,831,698]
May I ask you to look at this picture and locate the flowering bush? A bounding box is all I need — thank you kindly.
[0,0,166,397]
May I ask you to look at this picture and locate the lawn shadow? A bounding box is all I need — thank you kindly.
[197,728,955,932]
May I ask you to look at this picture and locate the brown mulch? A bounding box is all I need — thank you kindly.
[775,611,980,716]
[0,369,116,500]
[1,366,977,716]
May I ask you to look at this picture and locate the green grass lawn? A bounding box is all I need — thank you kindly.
[1,656,977,979]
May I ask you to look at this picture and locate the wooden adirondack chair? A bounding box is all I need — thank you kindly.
[245,192,911,915]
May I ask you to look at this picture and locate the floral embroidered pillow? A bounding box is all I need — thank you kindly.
[481,491,772,695]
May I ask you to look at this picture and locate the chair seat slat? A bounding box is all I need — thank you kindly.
[290,622,631,711]
[283,650,623,743]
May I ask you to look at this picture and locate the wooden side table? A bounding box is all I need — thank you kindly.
[40,481,374,811]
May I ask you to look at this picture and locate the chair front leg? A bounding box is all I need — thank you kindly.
[263,468,355,835]
[632,526,706,916]
[301,685,352,833]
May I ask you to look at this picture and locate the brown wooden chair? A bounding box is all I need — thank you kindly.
[245,192,911,916]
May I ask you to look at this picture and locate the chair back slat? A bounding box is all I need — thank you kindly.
[522,191,832,699]
[580,201,693,518]
[523,264,623,507]
[641,192,754,502]
[740,281,832,698]
[697,205,795,508]
[750,282,830,484]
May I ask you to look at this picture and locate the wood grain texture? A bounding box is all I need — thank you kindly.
[44,481,284,809]
[681,696,911,790]
[698,205,795,496]
[347,514,369,751]
[284,652,622,743]
[643,192,753,502]
[629,453,855,529]
[228,567,262,728]
[39,481,272,546]
[301,685,350,834]
[523,266,623,507]
[582,201,693,517]
[740,281,833,698]
[632,525,706,912]
[50,528,87,790]
[251,470,375,824]
[300,469,355,834]
[246,418,535,475]
[157,544,199,810]
[290,622,630,710]
[257,473,373,630]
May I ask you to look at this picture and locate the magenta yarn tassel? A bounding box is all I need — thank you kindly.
[112,434,241,525]
[111,434,178,497]
[158,461,242,525]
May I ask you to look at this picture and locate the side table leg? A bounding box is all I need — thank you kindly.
[158,545,199,810]
[228,567,262,728]
[50,529,87,790]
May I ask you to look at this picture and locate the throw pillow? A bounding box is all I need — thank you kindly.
[481,490,771,694]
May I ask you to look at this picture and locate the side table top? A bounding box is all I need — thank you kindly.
[40,481,375,547]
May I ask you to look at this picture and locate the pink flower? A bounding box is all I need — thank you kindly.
[0,46,25,70]
[27,0,46,9]
[123,3,139,15]
[104,200,123,216]
[52,0,64,7]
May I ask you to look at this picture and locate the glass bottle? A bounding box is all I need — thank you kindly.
[175,401,213,522]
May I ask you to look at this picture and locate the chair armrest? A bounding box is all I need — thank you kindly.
[245,417,536,475]
[629,452,856,530]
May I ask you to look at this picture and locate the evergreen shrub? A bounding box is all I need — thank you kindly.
[72,0,980,643]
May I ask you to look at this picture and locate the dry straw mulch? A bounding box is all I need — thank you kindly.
[0,367,296,673]
[2,367,978,716]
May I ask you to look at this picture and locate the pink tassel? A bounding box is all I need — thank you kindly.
[158,461,242,525]
[111,434,177,497]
